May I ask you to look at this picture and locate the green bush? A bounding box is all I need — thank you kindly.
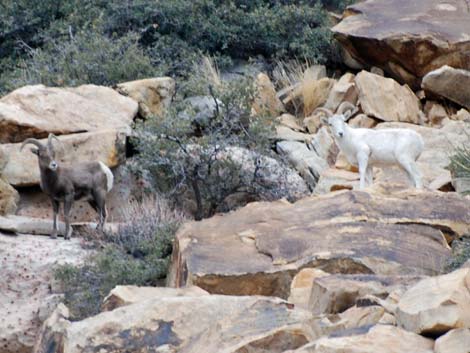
[448,137,470,195]
[54,197,185,320]
[445,236,470,272]
[4,31,160,91]
[133,58,301,220]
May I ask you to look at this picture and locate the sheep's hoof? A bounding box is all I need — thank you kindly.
[50,233,58,239]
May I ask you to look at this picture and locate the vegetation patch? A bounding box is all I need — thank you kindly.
[54,197,185,320]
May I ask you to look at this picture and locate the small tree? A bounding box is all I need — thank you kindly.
[134,60,301,220]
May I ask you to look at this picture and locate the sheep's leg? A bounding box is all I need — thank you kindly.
[93,190,107,232]
[357,151,370,190]
[398,157,422,189]
[365,166,373,186]
[63,196,73,240]
[50,199,60,239]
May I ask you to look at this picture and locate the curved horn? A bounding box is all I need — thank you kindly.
[47,133,61,154]
[336,101,358,115]
[20,138,44,152]
[313,107,334,117]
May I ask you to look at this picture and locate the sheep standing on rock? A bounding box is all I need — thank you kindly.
[317,103,424,189]
[20,134,114,239]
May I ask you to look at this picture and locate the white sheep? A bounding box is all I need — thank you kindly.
[316,103,424,189]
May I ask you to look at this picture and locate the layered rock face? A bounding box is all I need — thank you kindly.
[167,190,470,296]
[332,0,470,88]
[34,295,315,353]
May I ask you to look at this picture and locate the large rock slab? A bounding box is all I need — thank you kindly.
[332,0,470,88]
[0,215,67,236]
[355,71,421,124]
[115,77,175,118]
[0,233,89,353]
[34,295,314,353]
[309,274,423,315]
[434,328,470,353]
[102,285,209,311]
[396,268,470,335]
[0,84,137,143]
[288,325,434,353]
[2,130,126,186]
[422,65,470,110]
[167,190,463,297]
[323,73,358,112]
[0,177,19,215]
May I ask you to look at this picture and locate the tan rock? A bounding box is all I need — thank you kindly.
[1,234,88,353]
[276,141,329,188]
[452,109,470,121]
[290,325,434,353]
[167,190,460,297]
[303,113,323,134]
[0,214,67,236]
[276,126,315,142]
[278,113,305,131]
[0,84,137,143]
[348,114,377,128]
[0,177,19,215]
[434,328,470,353]
[355,71,421,124]
[303,78,335,116]
[422,66,470,110]
[314,168,359,194]
[288,269,329,310]
[332,0,470,88]
[324,73,358,112]
[338,305,386,329]
[34,295,314,353]
[2,130,126,186]
[309,274,422,315]
[102,285,209,311]
[115,77,175,118]
[396,268,470,335]
[425,101,448,126]
[253,73,285,116]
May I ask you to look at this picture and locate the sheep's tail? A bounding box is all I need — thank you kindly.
[99,161,114,192]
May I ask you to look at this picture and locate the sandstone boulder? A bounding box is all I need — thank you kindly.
[0,177,19,215]
[276,126,314,142]
[288,268,329,310]
[0,84,137,143]
[167,190,461,297]
[34,295,314,353]
[348,114,377,129]
[309,274,423,315]
[115,77,175,118]
[276,141,329,188]
[355,71,421,124]
[2,130,126,186]
[0,215,67,236]
[324,73,358,112]
[288,325,434,353]
[253,73,285,116]
[278,113,305,132]
[422,66,470,110]
[0,233,88,353]
[102,285,209,311]
[396,268,470,335]
[332,0,470,88]
[434,328,470,353]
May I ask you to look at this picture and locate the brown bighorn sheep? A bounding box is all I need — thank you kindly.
[21,134,114,239]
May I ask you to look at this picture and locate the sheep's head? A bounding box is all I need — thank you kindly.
[315,102,358,140]
[20,134,61,171]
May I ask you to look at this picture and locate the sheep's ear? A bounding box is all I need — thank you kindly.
[30,147,39,155]
[321,117,328,125]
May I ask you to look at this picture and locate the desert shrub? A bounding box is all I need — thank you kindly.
[445,236,470,272]
[4,31,159,91]
[133,58,304,219]
[448,137,470,195]
[54,197,185,320]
